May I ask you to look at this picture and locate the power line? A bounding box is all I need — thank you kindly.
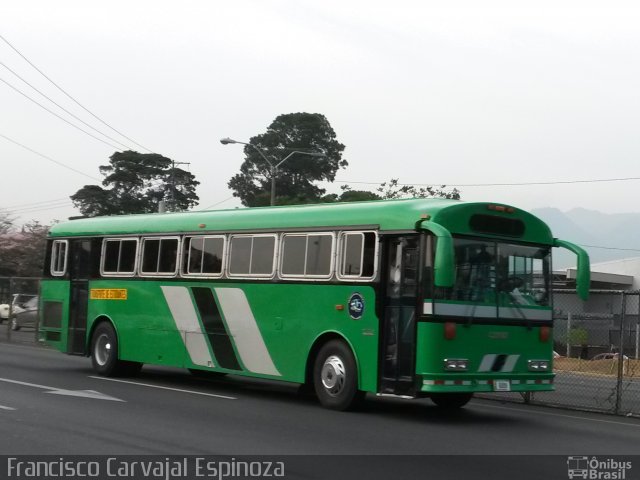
[0,76,123,150]
[0,60,133,151]
[333,177,640,188]
[579,244,640,253]
[4,199,70,212]
[0,34,153,153]
[199,196,235,210]
[0,133,100,181]
[2,197,70,209]
[8,201,73,215]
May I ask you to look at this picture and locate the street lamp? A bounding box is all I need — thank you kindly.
[220,137,325,206]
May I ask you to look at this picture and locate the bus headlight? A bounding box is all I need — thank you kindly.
[444,359,469,371]
[528,360,550,372]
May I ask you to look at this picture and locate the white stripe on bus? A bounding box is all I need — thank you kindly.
[214,288,281,377]
[478,354,497,372]
[161,286,215,368]
[434,303,496,318]
[498,307,552,321]
[432,302,552,320]
[501,355,520,372]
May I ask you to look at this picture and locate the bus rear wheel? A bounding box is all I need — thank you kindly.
[313,340,364,411]
[430,392,473,409]
[90,322,141,377]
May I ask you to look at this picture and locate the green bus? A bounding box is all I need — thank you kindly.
[40,198,590,410]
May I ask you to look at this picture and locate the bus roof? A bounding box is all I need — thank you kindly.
[49,198,554,244]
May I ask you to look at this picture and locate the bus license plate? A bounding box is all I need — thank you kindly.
[494,380,511,392]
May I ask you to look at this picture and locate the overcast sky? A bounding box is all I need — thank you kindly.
[1,1,639,226]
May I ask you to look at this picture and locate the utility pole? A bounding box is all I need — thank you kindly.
[167,160,190,212]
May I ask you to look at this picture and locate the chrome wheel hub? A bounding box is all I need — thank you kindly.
[321,355,346,396]
[94,333,112,366]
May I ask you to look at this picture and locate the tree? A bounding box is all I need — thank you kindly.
[71,151,199,216]
[334,179,460,202]
[0,220,49,277]
[321,189,383,203]
[0,212,15,277]
[228,113,347,207]
[374,179,460,200]
[0,212,13,236]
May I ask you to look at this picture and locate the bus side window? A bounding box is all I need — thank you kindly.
[183,236,225,277]
[50,240,68,276]
[140,237,180,276]
[280,233,333,279]
[228,234,277,278]
[338,231,378,281]
[101,238,138,276]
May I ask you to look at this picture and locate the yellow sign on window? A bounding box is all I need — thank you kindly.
[90,289,128,300]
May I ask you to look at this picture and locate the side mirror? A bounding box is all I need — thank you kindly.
[416,220,455,288]
[554,239,590,301]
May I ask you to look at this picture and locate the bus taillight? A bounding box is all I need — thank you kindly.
[444,322,456,340]
[539,326,550,342]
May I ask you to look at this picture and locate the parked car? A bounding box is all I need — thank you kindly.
[1,294,36,324]
[0,302,9,322]
[9,295,39,331]
[592,352,630,361]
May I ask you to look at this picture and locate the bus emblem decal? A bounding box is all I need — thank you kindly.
[348,293,365,320]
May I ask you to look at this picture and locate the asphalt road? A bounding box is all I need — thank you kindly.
[1,343,640,479]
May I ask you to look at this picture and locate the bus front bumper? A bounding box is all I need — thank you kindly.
[419,373,555,393]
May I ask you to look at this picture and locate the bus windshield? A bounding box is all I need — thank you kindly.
[441,238,550,308]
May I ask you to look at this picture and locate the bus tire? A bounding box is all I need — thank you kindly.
[90,322,138,377]
[313,339,364,411]
[430,392,473,409]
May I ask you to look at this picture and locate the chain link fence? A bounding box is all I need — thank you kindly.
[482,290,640,417]
[0,276,42,346]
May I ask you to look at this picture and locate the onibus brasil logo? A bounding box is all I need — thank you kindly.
[567,456,632,479]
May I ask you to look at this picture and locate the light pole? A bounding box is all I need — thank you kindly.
[220,137,325,206]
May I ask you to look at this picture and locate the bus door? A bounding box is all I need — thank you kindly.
[380,235,420,395]
[67,239,91,355]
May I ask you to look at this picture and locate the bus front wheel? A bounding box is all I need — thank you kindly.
[430,392,473,409]
[90,322,141,377]
[313,340,364,411]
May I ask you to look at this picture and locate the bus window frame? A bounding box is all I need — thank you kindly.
[181,234,226,278]
[278,232,335,281]
[100,237,140,278]
[227,233,278,279]
[50,239,69,277]
[139,236,181,278]
[336,230,379,282]
[438,234,552,308]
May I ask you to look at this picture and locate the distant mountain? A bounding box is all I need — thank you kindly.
[532,208,640,269]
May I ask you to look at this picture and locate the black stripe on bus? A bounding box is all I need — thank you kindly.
[191,287,242,371]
